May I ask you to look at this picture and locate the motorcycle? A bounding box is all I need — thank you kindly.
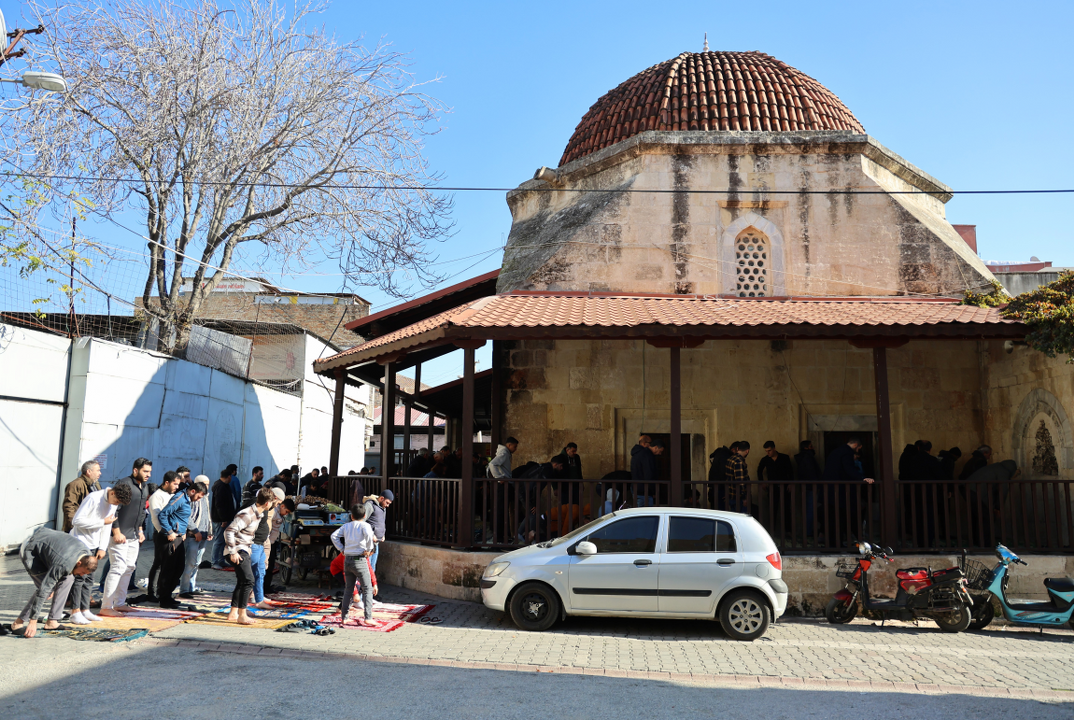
[962,544,1074,631]
[826,541,974,632]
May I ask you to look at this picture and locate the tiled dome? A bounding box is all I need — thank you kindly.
[560,51,865,166]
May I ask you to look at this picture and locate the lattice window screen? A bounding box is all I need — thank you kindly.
[735,230,770,297]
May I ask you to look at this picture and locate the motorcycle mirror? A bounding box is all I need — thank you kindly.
[884,547,893,555]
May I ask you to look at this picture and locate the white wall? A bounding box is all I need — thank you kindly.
[1,330,369,549]
[0,324,70,547]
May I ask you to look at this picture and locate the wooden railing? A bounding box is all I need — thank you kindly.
[320,474,1074,554]
[895,479,1074,553]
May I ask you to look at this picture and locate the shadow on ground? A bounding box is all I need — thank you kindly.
[0,642,1069,720]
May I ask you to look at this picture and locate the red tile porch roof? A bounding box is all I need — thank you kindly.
[313,294,1024,374]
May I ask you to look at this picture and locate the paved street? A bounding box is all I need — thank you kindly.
[1,549,1072,718]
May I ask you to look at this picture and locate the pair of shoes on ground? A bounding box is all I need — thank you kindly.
[416,616,443,625]
[177,590,203,599]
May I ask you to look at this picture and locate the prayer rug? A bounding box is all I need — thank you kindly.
[183,612,294,630]
[316,614,407,633]
[89,614,186,633]
[37,627,149,642]
[337,600,435,623]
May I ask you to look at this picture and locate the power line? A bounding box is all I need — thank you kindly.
[2,171,1073,195]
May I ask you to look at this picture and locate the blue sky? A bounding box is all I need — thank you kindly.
[316,0,1074,299]
[12,1,1074,384]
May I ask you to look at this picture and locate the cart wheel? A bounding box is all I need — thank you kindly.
[279,545,293,585]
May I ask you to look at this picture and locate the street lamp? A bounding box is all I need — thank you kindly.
[0,70,67,92]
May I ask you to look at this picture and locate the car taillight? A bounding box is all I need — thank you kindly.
[766,552,782,571]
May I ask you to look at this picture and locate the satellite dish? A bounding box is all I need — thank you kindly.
[1030,256,1040,262]
[0,11,7,57]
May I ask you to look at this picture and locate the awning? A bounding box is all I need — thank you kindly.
[314,293,1024,374]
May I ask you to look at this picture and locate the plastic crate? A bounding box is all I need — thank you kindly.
[834,561,859,579]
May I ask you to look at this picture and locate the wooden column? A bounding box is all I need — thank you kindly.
[402,398,412,468]
[428,411,436,453]
[329,369,347,477]
[459,347,476,547]
[490,340,502,449]
[873,346,897,544]
[380,362,396,480]
[669,346,683,507]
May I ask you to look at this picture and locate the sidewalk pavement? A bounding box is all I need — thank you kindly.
[1,547,1072,703]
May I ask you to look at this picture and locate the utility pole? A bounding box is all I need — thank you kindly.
[0,14,45,70]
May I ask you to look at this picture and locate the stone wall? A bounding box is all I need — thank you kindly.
[499,132,995,298]
[501,337,986,481]
[377,540,500,602]
[193,294,369,347]
[981,341,1074,480]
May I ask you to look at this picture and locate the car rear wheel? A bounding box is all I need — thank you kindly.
[825,596,859,624]
[719,590,771,641]
[509,582,560,632]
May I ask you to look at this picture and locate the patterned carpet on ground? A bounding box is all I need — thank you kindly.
[37,627,149,642]
[318,600,436,632]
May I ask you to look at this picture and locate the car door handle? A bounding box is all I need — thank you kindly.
[634,559,652,567]
[717,559,736,566]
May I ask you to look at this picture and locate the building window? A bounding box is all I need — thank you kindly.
[735,229,770,297]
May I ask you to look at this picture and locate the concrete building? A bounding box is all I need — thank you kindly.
[175,277,370,348]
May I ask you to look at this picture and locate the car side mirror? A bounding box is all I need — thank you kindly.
[576,541,597,556]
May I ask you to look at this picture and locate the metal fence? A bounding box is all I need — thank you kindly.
[323,475,1074,555]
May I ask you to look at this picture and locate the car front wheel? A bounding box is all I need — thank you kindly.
[509,582,560,632]
[719,590,771,641]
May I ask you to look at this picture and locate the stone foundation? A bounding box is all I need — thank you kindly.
[377,541,500,603]
[378,540,1074,615]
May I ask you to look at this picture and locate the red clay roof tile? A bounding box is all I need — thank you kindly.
[315,295,1021,373]
[561,51,865,166]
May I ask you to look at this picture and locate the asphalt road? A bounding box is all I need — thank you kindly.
[0,641,1069,720]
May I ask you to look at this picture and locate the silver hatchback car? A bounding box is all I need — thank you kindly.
[481,507,788,640]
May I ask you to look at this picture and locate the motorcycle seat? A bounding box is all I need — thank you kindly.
[1044,577,1074,593]
[896,568,929,581]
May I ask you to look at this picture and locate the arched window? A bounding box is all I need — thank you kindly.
[735,229,770,297]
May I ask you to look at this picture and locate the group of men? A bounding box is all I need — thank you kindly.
[12,457,315,636]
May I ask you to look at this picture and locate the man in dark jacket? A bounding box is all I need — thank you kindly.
[61,460,103,532]
[101,458,151,615]
[707,444,735,510]
[562,443,583,480]
[406,448,432,478]
[210,469,238,570]
[630,435,660,506]
[898,443,919,481]
[12,527,97,637]
[757,441,794,531]
[959,445,992,480]
[794,440,822,537]
[241,466,265,508]
[822,438,874,545]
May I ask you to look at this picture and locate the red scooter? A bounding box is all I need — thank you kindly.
[826,542,973,632]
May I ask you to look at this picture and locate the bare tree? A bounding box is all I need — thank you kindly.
[1,0,451,354]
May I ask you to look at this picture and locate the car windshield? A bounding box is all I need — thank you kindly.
[544,513,617,547]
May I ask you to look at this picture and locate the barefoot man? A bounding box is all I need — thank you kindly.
[12,527,98,638]
[223,487,276,625]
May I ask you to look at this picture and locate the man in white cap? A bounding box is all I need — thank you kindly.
[248,487,285,609]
